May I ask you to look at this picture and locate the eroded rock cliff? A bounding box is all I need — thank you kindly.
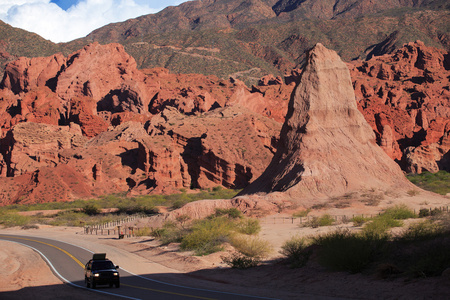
[240,43,414,201]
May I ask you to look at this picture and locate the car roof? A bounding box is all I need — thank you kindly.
[92,253,107,260]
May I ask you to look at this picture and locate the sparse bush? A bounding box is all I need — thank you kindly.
[418,208,430,218]
[280,236,311,268]
[360,191,384,206]
[430,208,443,216]
[392,217,450,277]
[292,209,310,218]
[407,171,450,195]
[351,216,370,227]
[311,203,329,210]
[214,208,242,219]
[382,204,416,220]
[134,227,152,237]
[0,212,30,227]
[407,189,420,197]
[230,235,272,258]
[221,253,260,269]
[180,217,234,255]
[314,229,387,273]
[305,214,334,228]
[21,224,39,230]
[82,204,101,216]
[399,220,443,241]
[236,218,260,235]
[362,216,401,237]
[361,205,414,237]
[152,221,185,244]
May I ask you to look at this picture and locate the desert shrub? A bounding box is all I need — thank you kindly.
[361,206,414,237]
[175,214,191,229]
[47,210,88,227]
[213,208,242,219]
[360,190,384,206]
[362,216,401,237]
[236,218,260,235]
[311,203,329,210]
[418,208,430,218]
[230,235,272,258]
[21,224,39,230]
[314,229,387,273]
[407,189,420,197]
[82,203,101,215]
[407,170,450,195]
[382,204,416,220]
[134,227,152,237]
[180,217,234,255]
[351,216,370,227]
[212,186,222,192]
[280,236,311,268]
[399,220,444,241]
[0,212,30,227]
[151,221,185,244]
[221,253,260,269]
[292,209,310,218]
[407,242,450,277]
[117,203,158,215]
[392,220,450,277]
[306,214,334,228]
[430,208,444,216]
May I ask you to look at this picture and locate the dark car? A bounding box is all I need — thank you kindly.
[85,253,120,288]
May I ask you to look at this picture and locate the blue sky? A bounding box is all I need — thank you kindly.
[50,0,77,10]
[0,0,185,43]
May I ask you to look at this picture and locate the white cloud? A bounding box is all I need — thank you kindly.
[0,0,183,43]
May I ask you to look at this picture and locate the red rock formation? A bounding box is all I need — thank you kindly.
[0,40,448,205]
[1,54,65,94]
[350,40,450,172]
[240,43,414,201]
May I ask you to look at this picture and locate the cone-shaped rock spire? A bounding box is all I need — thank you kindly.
[240,43,413,199]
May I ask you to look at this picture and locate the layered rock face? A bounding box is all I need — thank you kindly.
[0,40,447,205]
[350,41,450,173]
[0,43,283,204]
[240,44,414,199]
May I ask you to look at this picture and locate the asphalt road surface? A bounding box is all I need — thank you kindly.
[0,234,277,300]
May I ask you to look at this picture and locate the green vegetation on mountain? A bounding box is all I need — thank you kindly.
[0,0,449,85]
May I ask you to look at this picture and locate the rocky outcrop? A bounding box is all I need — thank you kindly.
[240,43,414,201]
[0,54,65,94]
[350,41,450,172]
[0,40,448,205]
[0,122,87,177]
[144,106,281,192]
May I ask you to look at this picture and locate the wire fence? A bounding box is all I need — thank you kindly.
[82,206,450,237]
[83,213,146,237]
[260,206,450,225]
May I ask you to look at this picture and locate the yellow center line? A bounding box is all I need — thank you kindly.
[122,283,216,300]
[0,235,85,268]
[1,235,218,300]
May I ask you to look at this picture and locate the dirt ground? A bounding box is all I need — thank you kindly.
[1,191,450,299]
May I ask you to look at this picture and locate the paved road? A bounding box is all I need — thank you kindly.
[0,234,276,300]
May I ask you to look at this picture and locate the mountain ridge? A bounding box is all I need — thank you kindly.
[0,1,448,85]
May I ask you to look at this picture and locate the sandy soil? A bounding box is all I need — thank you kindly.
[1,192,450,299]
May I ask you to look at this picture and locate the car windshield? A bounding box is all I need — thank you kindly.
[92,261,115,270]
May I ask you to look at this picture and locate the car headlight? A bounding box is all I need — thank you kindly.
[113,272,118,276]
[94,273,100,277]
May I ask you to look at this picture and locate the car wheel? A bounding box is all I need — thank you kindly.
[92,281,96,289]
[115,282,120,288]
[109,283,113,288]
[85,277,90,288]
